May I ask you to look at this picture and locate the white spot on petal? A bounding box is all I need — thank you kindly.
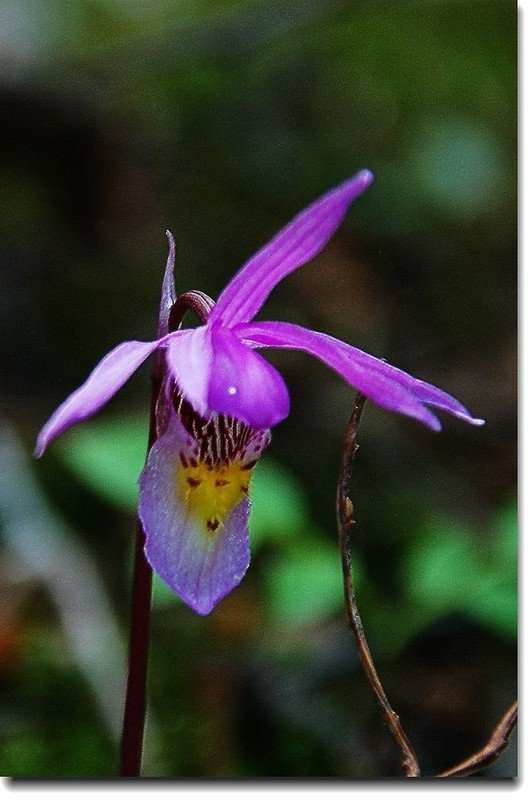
[227,385,237,396]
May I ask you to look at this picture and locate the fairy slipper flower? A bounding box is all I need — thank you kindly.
[35,170,483,613]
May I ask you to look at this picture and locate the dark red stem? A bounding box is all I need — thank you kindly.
[119,289,214,777]
[119,520,154,776]
[119,373,160,777]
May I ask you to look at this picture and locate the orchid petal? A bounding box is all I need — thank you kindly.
[139,408,251,614]
[210,170,374,326]
[234,321,484,431]
[35,331,186,457]
[207,325,289,429]
[165,325,213,418]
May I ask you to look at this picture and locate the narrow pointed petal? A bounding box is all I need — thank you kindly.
[157,231,177,337]
[234,321,484,430]
[35,331,186,457]
[210,170,374,326]
[139,409,251,614]
[207,325,289,429]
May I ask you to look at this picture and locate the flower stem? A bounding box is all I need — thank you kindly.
[119,520,153,776]
[119,289,214,777]
[119,368,162,777]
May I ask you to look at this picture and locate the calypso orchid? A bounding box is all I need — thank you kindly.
[35,171,483,614]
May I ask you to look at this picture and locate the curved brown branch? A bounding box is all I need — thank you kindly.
[337,393,517,779]
[336,393,421,778]
[436,701,518,778]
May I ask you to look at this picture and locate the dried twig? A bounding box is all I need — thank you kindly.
[337,392,517,779]
[336,393,420,777]
[436,701,518,778]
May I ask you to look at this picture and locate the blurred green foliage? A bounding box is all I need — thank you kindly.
[57,415,149,513]
[403,504,517,641]
[1,0,516,779]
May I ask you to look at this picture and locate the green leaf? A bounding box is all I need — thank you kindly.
[468,501,517,639]
[266,536,359,628]
[249,458,309,550]
[402,509,517,641]
[152,571,183,608]
[57,413,148,512]
[467,580,517,640]
[490,501,518,575]
[403,520,484,613]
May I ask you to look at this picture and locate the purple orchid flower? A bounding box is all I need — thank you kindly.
[35,170,483,614]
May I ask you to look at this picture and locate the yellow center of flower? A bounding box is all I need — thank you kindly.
[177,459,253,534]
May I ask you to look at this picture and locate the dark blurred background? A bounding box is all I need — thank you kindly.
[0,0,516,779]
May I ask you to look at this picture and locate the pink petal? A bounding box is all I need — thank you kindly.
[210,170,374,326]
[164,325,213,418]
[234,321,485,431]
[138,408,252,614]
[35,331,186,457]
[207,325,290,429]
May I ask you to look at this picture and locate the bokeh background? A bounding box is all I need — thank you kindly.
[0,0,516,779]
